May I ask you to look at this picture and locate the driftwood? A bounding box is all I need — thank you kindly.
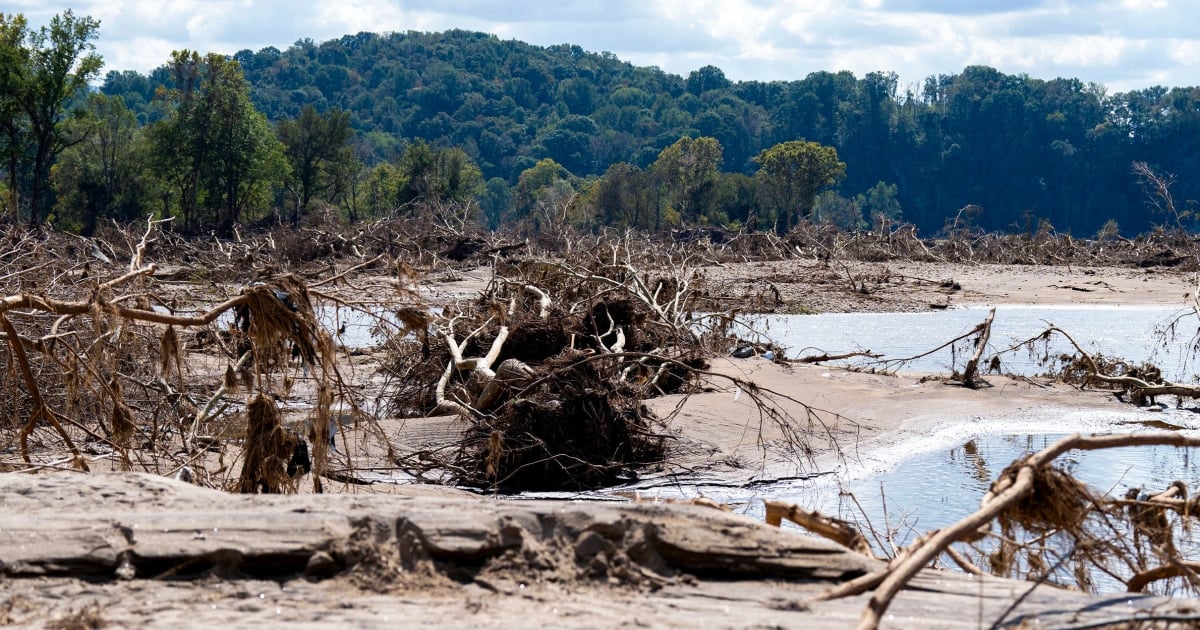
[0,219,349,494]
[960,306,995,388]
[0,472,875,582]
[868,308,997,385]
[765,499,874,557]
[1017,323,1200,403]
[817,432,1200,630]
[0,472,1192,629]
[793,350,883,364]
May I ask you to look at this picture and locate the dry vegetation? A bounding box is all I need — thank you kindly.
[0,214,842,492]
[6,215,1200,629]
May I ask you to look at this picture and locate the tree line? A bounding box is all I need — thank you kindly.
[3,13,1198,237]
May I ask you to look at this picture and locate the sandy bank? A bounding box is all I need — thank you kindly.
[1,472,1185,629]
[645,357,1162,493]
[704,259,1195,312]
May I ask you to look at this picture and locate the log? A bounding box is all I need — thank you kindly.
[764,499,874,557]
[0,472,1189,629]
[0,472,874,582]
[961,306,995,388]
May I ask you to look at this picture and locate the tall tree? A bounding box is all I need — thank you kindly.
[52,93,153,234]
[0,13,29,220]
[8,10,102,225]
[276,104,352,226]
[651,136,722,226]
[753,140,845,233]
[150,51,286,234]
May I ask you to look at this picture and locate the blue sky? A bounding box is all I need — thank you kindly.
[3,0,1196,92]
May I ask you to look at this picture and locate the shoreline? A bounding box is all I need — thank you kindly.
[5,260,1200,627]
[702,258,1196,313]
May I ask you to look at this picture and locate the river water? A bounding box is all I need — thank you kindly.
[668,306,1200,558]
[750,304,1200,381]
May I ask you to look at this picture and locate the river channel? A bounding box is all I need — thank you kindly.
[667,305,1200,555]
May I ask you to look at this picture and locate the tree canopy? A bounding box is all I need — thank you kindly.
[148,50,286,234]
[754,141,846,233]
[0,14,1196,237]
[2,9,101,224]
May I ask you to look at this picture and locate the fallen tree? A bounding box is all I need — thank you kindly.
[380,241,831,491]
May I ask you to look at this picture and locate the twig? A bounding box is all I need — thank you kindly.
[308,253,386,288]
[189,351,251,446]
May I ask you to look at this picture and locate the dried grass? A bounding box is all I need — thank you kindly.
[237,393,306,494]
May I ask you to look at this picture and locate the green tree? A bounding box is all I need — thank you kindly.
[753,140,845,233]
[0,13,29,219]
[855,181,903,226]
[705,172,758,228]
[396,140,483,207]
[52,94,155,234]
[514,157,581,231]
[276,104,352,226]
[812,191,864,231]
[7,10,102,224]
[651,136,722,226]
[331,142,370,223]
[686,65,731,96]
[479,176,511,230]
[150,50,287,234]
[592,162,656,229]
[355,161,401,219]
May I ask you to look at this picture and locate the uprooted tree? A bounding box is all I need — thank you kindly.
[382,246,765,490]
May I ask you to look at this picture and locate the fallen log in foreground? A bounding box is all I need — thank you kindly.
[0,472,1192,629]
[0,471,870,583]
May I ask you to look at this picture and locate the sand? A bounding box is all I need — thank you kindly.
[703,258,1196,312]
[4,260,1198,628]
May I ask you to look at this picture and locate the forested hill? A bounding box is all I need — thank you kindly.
[101,29,1200,236]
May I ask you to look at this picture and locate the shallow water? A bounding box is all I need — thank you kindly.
[210,302,420,348]
[776,428,1200,544]
[659,306,1200,584]
[746,305,1200,381]
[345,302,1200,571]
[753,305,1200,518]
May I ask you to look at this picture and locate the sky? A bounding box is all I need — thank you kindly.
[3,0,1197,93]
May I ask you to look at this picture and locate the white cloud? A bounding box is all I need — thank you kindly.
[1121,0,1168,9]
[312,0,442,36]
[103,36,179,74]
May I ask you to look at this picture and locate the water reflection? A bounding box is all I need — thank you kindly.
[953,439,992,485]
